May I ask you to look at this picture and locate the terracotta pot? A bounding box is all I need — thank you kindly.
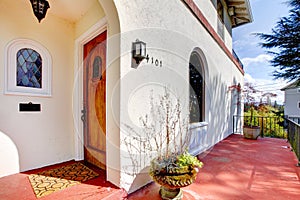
[149,159,198,189]
[149,156,200,199]
[243,126,260,139]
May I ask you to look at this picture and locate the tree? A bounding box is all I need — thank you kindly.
[243,82,260,111]
[256,0,300,82]
[242,82,277,111]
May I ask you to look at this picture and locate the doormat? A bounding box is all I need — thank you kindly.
[28,162,99,198]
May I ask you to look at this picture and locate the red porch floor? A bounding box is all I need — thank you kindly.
[1,134,300,199]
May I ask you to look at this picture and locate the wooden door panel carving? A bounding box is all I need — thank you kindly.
[83,31,107,169]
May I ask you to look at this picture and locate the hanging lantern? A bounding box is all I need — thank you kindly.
[30,0,50,23]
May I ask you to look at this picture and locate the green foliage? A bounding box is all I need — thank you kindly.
[244,107,260,126]
[150,152,203,177]
[176,152,203,168]
[244,104,287,138]
[256,0,300,82]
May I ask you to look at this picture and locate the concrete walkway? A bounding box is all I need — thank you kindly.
[128,134,300,200]
[1,134,300,199]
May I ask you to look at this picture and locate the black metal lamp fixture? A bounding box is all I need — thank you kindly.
[30,0,50,23]
[132,39,146,64]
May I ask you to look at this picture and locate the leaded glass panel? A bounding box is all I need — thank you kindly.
[16,48,42,88]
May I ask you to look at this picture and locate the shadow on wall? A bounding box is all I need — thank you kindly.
[207,74,232,144]
[121,74,241,192]
[0,130,20,177]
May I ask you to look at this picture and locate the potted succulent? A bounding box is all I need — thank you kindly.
[242,83,261,139]
[229,83,260,139]
[123,89,203,199]
[149,152,203,199]
[143,89,203,199]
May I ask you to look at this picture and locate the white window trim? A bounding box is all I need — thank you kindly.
[5,38,52,97]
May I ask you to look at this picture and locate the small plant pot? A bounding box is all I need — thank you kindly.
[243,126,260,139]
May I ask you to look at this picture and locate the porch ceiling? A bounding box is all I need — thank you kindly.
[47,0,96,22]
[23,0,97,23]
[226,0,253,27]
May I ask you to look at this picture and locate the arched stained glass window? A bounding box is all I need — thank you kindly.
[5,39,52,96]
[16,48,42,88]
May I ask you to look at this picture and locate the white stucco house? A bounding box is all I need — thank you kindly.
[0,0,252,193]
[281,80,300,121]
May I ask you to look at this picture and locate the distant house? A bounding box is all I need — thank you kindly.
[281,80,300,121]
[0,0,252,193]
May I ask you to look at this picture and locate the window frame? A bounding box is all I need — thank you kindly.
[217,0,224,23]
[189,51,205,123]
[5,39,52,97]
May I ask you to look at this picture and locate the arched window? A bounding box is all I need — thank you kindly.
[5,39,52,96]
[92,56,102,80]
[189,51,205,122]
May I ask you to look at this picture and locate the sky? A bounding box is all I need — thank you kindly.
[232,0,291,104]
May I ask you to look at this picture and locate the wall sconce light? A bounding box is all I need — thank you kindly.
[30,0,50,23]
[132,39,146,64]
[228,7,235,17]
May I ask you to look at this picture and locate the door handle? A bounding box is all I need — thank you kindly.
[81,108,86,124]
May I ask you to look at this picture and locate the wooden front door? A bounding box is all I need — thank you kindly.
[83,31,107,169]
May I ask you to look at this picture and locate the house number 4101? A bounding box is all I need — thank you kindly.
[145,54,162,67]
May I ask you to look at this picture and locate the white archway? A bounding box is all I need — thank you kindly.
[73,0,122,188]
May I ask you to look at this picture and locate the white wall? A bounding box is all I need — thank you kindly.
[195,0,233,51]
[0,131,19,177]
[0,0,75,175]
[97,0,122,188]
[284,88,300,117]
[0,0,243,193]
[113,0,243,193]
[75,0,105,38]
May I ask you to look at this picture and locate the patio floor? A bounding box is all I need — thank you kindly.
[1,134,300,199]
